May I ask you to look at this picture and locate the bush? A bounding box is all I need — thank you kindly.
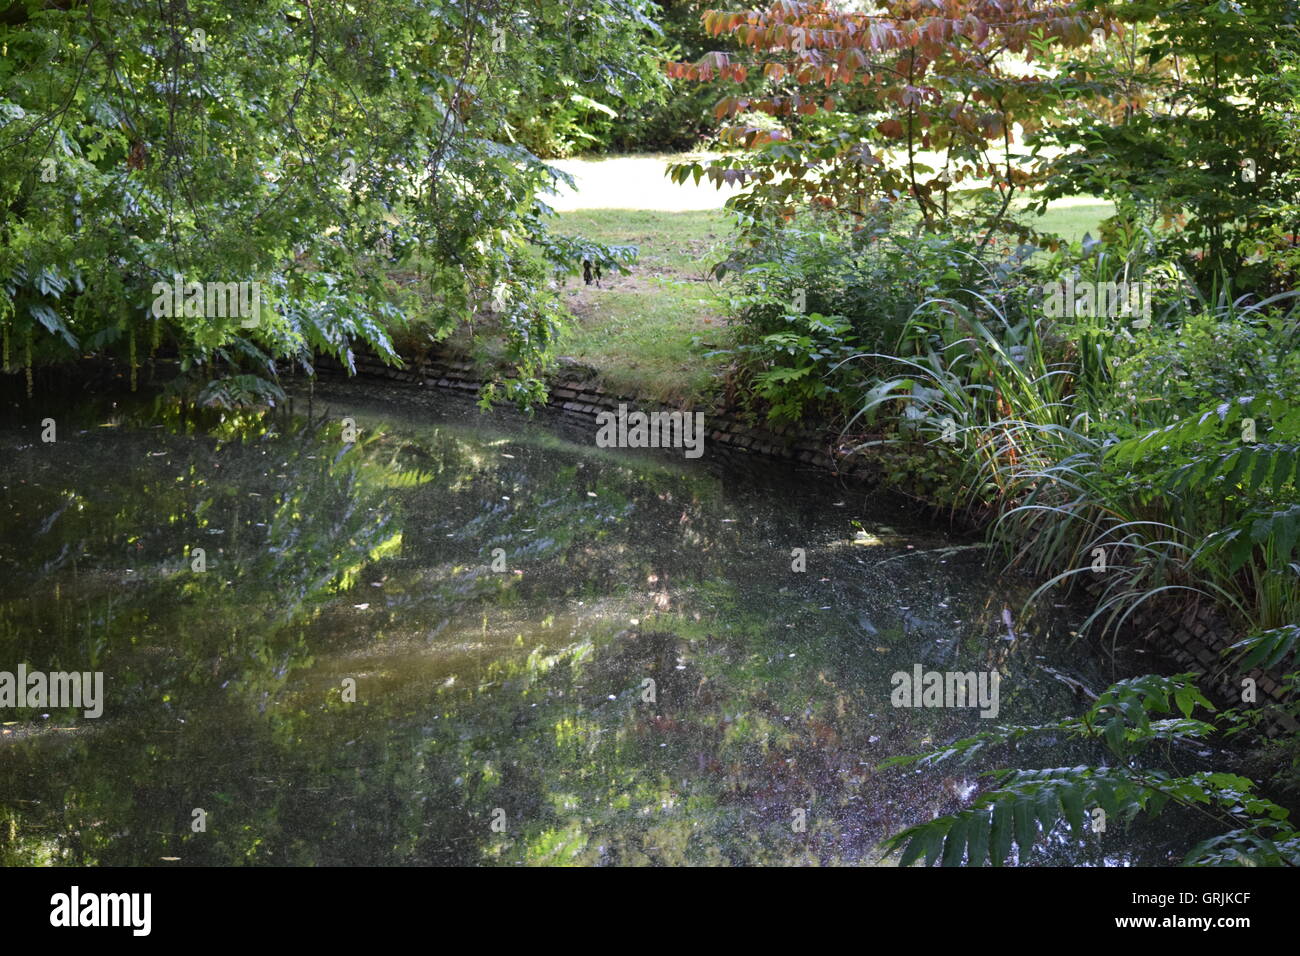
[715,208,1043,425]
[1101,308,1300,428]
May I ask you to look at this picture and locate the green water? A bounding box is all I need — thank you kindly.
[0,382,1185,865]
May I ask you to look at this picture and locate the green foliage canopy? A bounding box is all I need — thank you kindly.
[0,0,661,403]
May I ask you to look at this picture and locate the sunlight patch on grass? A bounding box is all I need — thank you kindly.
[420,155,1118,407]
[549,209,733,405]
[546,154,742,212]
[1018,196,1116,244]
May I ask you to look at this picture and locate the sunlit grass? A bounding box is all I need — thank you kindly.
[1021,196,1116,244]
[404,153,1118,407]
[548,209,734,405]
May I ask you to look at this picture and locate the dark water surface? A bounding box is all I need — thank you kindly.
[0,381,1188,865]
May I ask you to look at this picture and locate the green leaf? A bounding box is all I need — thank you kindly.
[941,816,970,867]
[1061,784,1085,837]
[1013,798,1037,853]
[965,808,991,867]
[990,799,1014,866]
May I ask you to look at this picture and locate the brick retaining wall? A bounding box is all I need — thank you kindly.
[1080,579,1297,736]
[311,347,881,480]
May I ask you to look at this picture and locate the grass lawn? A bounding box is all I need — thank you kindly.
[549,208,735,406]
[1023,196,1116,244]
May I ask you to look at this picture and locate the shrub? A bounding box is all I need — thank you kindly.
[716,208,1041,425]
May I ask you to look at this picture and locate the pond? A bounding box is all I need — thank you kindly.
[0,380,1193,865]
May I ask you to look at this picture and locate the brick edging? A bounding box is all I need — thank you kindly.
[310,346,882,480]
[1080,578,1297,736]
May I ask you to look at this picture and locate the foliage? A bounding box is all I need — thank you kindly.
[1034,0,1300,292]
[0,0,656,404]
[604,0,746,152]
[714,204,1044,424]
[670,0,1300,298]
[710,215,874,423]
[1100,305,1300,426]
[1104,394,1300,630]
[666,0,1114,235]
[835,245,1300,642]
[499,0,669,157]
[881,674,1300,866]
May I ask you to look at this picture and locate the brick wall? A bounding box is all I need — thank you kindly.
[311,347,880,480]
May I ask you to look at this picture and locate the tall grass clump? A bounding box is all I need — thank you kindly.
[851,276,1300,648]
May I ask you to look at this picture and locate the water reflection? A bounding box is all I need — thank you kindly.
[0,385,1185,865]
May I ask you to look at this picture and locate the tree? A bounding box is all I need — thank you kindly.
[666,0,1114,240]
[1034,0,1300,290]
[0,0,659,404]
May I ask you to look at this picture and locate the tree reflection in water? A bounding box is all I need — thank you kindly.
[0,388,1181,865]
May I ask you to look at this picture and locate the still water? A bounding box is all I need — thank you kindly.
[0,381,1188,865]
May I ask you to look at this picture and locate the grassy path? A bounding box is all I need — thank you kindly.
[546,154,737,404]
